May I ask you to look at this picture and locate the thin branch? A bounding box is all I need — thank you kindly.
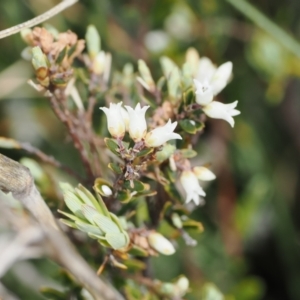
[0,0,78,39]
[0,153,125,300]
[49,93,95,181]
[18,141,85,182]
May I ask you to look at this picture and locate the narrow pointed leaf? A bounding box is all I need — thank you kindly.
[59,219,78,229]
[105,232,129,250]
[81,204,101,225]
[63,191,84,218]
[108,162,123,174]
[93,214,121,233]
[75,220,105,236]
[104,138,120,156]
[77,184,102,212]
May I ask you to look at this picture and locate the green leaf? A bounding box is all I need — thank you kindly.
[59,182,74,194]
[63,191,84,218]
[180,148,197,158]
[104,138,120,156]
[57,209,84,222]
[109,212,127,232]
[59,219,78,229]
[183,88,195,106]
[75,220,105,236]
[182,219,204,232]
[160,56,181,99]
[105,232,129,250]
[77,184,103,213]
[118,189,132,203]
[179,119,205,134]
[136,147,154,158]
[122,258,146,271]
[108,162,123,174]
[93,214,121,234]
[156,143,176,162]
[56,46,67,64]
[128,245,149,257]
[124,180,149,192]
[157,76,166,91]
[138,59,155,92]
[81,204,101,225]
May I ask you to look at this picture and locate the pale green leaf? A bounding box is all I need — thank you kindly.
[105,232,129,250]
[93,214,121,234]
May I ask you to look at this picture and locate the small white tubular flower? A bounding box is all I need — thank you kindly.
[202,100,240,127]
[125,103,149,142]
[197,57,216,82]
[120,107,129,131]
[193,166,216,181]
[210,61,233,95]
[196,57,232,96]
[148,232,175,255]
[180,170,206,206]
[193,79,213,105]
[145,119,182,148]
[100,102,126,138]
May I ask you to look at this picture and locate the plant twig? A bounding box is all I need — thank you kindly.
[0,153,125,300]
[49,93,95,182]
[0,0,78,39]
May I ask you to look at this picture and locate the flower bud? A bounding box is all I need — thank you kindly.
[125,103,149,142]
[193,166,216,181]
[148,232,175,255]
[100,102,126,139]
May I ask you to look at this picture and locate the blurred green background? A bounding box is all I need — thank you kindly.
[1,0,300,299]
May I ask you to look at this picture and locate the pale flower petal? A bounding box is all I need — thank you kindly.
[193,79,214,105]
[210,61,233,95]
[202,100,240,127]
[193,166,216,181]
[197,57,216,82]
[180,170,206,206]
[145,119,182,148]
[125,103,149,141]
[148,232,175,255]
[100,102,126,138]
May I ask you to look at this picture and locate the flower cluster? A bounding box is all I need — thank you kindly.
[100,102,182,147]
[193,57,240,127]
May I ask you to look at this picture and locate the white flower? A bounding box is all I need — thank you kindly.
[193,166,216,181]
[180,170,206,205]
[197,57,232,96]
[193,79,213,105]
[120,107,129,131]
[148,232,175,255]
[202,100,240,127]
[145,119,182,148]
[125,103,149,142]
[100,102,126,138]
